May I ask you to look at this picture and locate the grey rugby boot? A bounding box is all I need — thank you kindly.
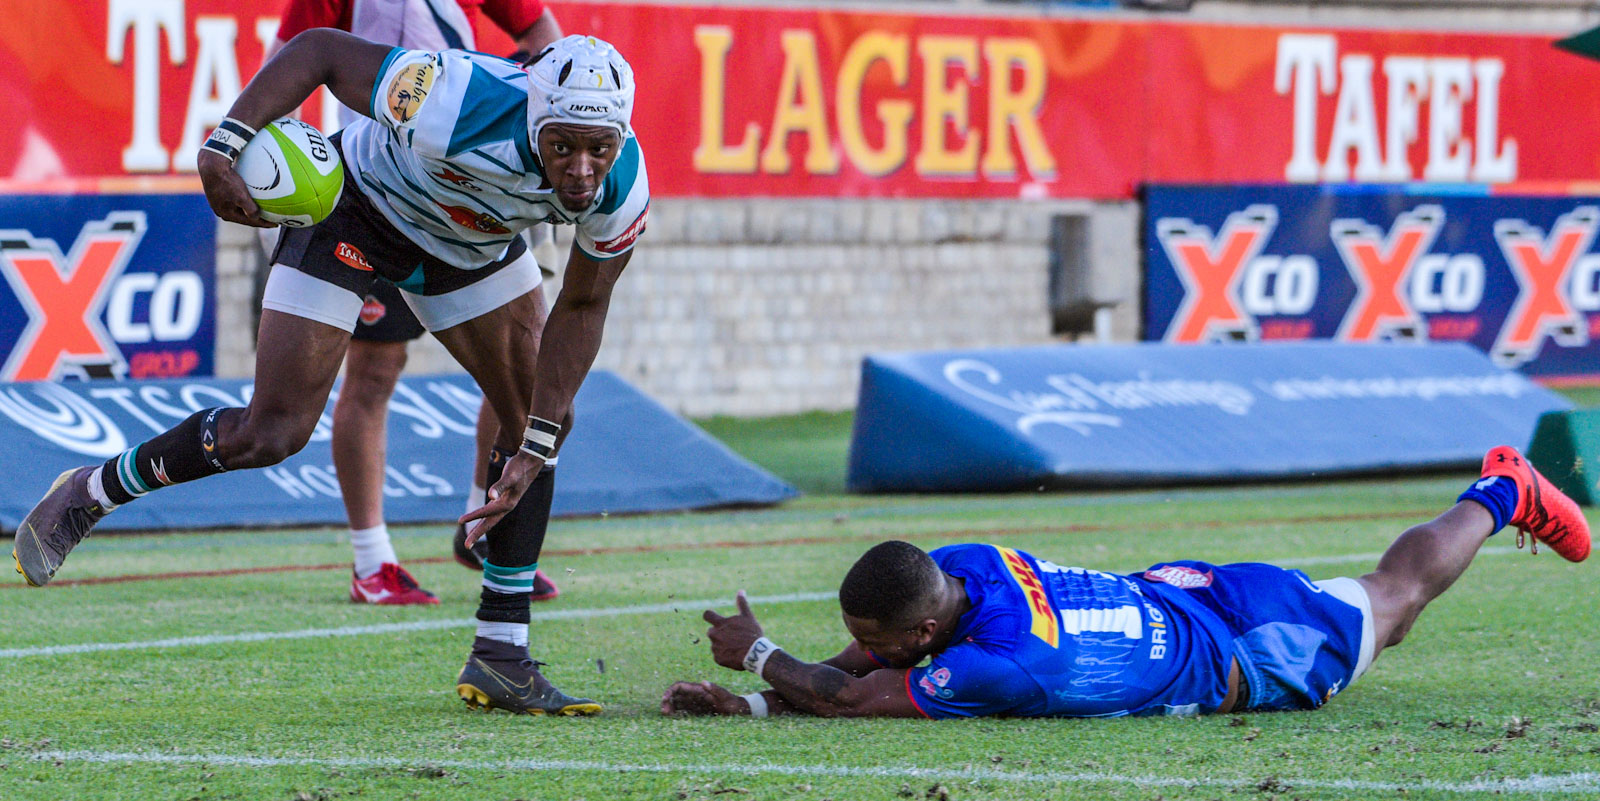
[455,637,601,716]
[13,467,108,587]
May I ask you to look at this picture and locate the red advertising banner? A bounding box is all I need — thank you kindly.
[1142,24,1599,191]
[3,1,1598,198]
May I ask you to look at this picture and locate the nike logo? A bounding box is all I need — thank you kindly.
[356,586,392,602]
[480,660,533,693]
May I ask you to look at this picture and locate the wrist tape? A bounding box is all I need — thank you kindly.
[742,637,781,678]
[201,118,258,163]
[742,692,769,718]
[521,415,561,459]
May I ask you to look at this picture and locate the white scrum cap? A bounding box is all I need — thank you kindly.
[525,35,635,141]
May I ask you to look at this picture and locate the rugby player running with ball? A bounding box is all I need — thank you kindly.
[14,31,649,717]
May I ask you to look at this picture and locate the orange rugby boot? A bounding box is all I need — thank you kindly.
[1479,446,1591,562]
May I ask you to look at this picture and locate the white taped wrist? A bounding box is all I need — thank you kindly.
[521,415,561,459]
[742,637,781,678]
[742,692,769,718]
[201,118,258,163]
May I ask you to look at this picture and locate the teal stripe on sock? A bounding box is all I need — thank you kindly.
[118,450,151,496]
[482,560,538,589]
[482,560,538,576]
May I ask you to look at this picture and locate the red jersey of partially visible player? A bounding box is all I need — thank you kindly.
[275,0,549,54]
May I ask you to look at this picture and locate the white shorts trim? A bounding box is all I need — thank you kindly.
[400,250,542,331]
[261,264,363,331]
[1315,577,1376,682]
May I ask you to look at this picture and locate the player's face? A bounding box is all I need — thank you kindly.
[843,612,936,669]
[538,124,622,212]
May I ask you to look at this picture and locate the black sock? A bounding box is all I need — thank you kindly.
[488,466,555,568]
[477,587,531,625]
[100,407,234,505]
[475,448,557,626]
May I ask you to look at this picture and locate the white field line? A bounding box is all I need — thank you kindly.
[0,591,834,659]
[0,545,1533,660]
[24,749,1600,795]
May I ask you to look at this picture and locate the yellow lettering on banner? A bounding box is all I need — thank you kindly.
[836,32,912,177]
[761,30,840,174]
[981,37,1055,179]
[915,36,980,177]
[692,26,759,174]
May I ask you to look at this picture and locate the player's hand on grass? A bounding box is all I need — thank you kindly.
[703,590,765,672]
[460,451,544,547]
[197,149,274,228]
[660,681,746,716]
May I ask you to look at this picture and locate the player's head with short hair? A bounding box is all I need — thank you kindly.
[839,541,954,668]
[839,541,944,628]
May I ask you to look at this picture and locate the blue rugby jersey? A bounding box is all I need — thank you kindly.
[903,544,1234,719]
[340,47,650,269]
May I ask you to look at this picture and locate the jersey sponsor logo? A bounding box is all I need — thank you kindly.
[594,202,649,254]
[1490,207,1595,367]
[387,58,436,124]
[335,242,373,272]
[359,295,387,326]
[435,203,511,235]
[434,167,479,190]
[0,211,147,381]
[1143,565,1213,589]
[917,670,954,699]
[1147,604,1168,659]
[996,547,1059,648]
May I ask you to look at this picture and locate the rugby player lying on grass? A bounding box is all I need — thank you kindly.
[662,447,1589,719]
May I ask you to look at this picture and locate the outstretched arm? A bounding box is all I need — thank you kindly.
[198,29,392,227]
[757,652,921,718]
[662,642,880,717]
[688,592,924,718]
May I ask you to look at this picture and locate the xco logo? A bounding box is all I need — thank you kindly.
[1491,207,1596,367]
[1155,205,1278,343]
[0,211,147,381]
[1329,205,1443,342]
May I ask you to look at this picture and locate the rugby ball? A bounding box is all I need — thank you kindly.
[235,118,344,228]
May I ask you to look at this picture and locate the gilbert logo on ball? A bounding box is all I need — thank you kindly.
[235,118,344,228]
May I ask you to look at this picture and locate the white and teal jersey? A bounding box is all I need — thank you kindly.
[340,47,650,269]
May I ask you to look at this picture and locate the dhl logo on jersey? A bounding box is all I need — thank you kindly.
[996,547,1058,648]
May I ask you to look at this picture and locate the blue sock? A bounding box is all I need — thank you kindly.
[1458,475,1519,533]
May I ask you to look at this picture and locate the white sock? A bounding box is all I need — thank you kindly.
[87,466,118,510]
[349,524,397,579]
[465,483,485,515]
[476,620,528,647]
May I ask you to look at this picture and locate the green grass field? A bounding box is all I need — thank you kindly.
[3,411,1598,801]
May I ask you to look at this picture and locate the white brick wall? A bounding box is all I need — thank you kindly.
[214,197,1136,416]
